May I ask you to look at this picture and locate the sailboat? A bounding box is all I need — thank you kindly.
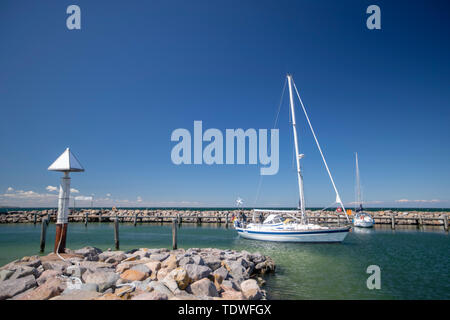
[233,74,351,242]
[352,153,374,228]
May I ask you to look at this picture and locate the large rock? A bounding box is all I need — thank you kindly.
[0,269,14,282]
[148,281,173,297]
[37,270,62,286]
[188,278,218,297]
[16,277,65,300]
[130,264,150,275]
[9,265,40,280]
[184,264,212,282]
[178,256,194,266]
[203,257,221,271]
[212,266,228,280]
[149,253,170,262]
[0,275,37,300]
[98,251,126,264]
[82,270,119,292]
[240,279,262,300]
[120,269,147,282]
[74,247,102,261]
[131,291,168,300]
[145,261,161,274]
[221,290,245,300]
[161,255,178,270]
[222,260,248,282]
[42,261,71,273]
[51,290,102,300]
[167,268,191,290]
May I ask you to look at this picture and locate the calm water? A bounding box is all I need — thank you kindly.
[0,223,448,299]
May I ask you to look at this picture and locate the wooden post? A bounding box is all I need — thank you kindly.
[134,213,138,227]
[391,214,395,229]
[99,211,102,223]
[114,217,119,250]
[178,214,182,226]
[33,213,37,225]
[172,219,178,250]
[85,212,88,226]
[40,218,48,253]
[54,223,68,253]
[443,215,448,231]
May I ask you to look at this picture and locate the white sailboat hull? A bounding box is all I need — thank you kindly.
[235,226,350,243]
[353,214,374,228]
[353,219,374,228]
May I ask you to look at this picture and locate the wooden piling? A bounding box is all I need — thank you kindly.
[40,218,48,253]
[99,211,102,223]
[85,212,88,226]
[114,217,119,250]
[172,218,178,250]
[391,214,395,229]
[134,213,138,227]
[33,213,37,225]
[443,215,448,231]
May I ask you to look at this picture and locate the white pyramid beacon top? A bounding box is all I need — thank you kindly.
[48,148,84,172]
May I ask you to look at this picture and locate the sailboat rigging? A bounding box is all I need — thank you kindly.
[234,74,351,242]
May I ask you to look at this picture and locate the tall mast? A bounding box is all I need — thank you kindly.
[355,152,362,210]
[287,74,306,224]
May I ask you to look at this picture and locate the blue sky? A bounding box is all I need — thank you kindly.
[1,0,449,208]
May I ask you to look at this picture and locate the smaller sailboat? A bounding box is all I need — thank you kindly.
[352,153,374,228]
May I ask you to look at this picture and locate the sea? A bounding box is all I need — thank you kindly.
[0,218,448,299]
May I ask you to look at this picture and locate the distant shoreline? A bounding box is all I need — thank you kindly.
[1,206,450,212]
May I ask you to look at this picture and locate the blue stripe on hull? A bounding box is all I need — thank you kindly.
[236,227,350,235]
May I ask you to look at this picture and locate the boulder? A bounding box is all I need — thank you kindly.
[42,261,71,273]
[120,269,147,282]
[145,261,161,274]
[9,265,40,280]
[149,253,170,262]
[192,255,204,266]
[188,278,218,297]
[184,264,212,282]
[156,268,170,281]
[221,279,239,292]
[240,279,262,300]
[0,269,14,282]
[161,255,178,270]
[167,268,191,290]
[148,281,173,297]
[0,275,37,300]
[74,247,102,261]
[16,277,65,300]
[82,270,119,292]
[130,264,150,275]
[203,257,221,271]
[37,270,62,286]
[178,256,194,266]
[51,290,102,300]
[212,266,228,280]
[221,290,245,300]
[94,293,123,300]
[131,291,168,300]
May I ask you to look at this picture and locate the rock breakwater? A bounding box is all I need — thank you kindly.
[0,246,276,300]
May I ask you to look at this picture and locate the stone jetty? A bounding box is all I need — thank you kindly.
[0,246,276,300]
[0,209,448,227]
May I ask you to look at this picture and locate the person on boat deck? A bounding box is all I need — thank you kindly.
[242,212,247,223]
[259,212,264,223]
